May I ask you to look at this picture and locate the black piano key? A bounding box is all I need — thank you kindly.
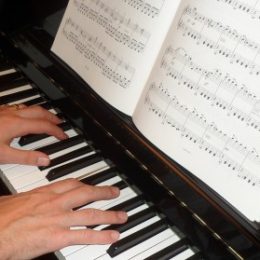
[108,196,146,212]
[73,169,125,211]
[46,152,104,181]
[18,121,72,146]
[24,96,46,106]
[37,135,85,155]
[0,71,23,87]
[2,78,29,90]
[144,238,189,260]
[185,251,202,260]
[112,181,128,190]
[80,167,118,186]
[39,102,53,110]
[86,196,147,229]
[0,62,14,73]
[107,219,168,257]
[103,207,156,234]
[39,145,94,171]
[55,112,66,121]
[0,88,39,105]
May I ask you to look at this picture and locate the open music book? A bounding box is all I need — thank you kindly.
[52,0,260,223]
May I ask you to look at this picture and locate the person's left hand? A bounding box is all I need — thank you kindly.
[0,104,68,166]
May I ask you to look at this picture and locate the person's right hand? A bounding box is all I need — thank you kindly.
[0,178,127,260]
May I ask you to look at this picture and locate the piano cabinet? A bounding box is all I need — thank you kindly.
[0,0,259,259]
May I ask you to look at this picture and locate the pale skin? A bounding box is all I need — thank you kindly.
[0,104,68,166]
[0,104,128,259]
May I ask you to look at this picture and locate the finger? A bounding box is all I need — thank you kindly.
[0,146,50,166]
[33,179,85,194]
[12,117,67,140]
[59,185,120,210]
[15,106,62,124]
[63,208,128,227]
[64,229,120,246]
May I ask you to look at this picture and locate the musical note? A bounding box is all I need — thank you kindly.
[73,0,151,53]
[122,0,166,18]
[178,6,260,76]
[216,0,260,20]
[160,47,260,131]
[144,82,260,187]
[63,18,135,88]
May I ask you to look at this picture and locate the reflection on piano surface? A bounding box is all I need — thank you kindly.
[0,0,259,259]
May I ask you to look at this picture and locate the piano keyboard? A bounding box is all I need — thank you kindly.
[0,59,202,260]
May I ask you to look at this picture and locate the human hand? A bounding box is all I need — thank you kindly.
[0,105,68,166]
[0,179,127,260]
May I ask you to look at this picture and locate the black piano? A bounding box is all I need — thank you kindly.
[0,0,259,259]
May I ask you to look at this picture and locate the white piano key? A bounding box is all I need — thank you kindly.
[9,152,97,189]
[0,68,16,76]
[48,142,88,160]
[128,233,180,260]
[48,108,58,114]
[0,84,32,96]
[96,176,123,186]
[17,179,51,192]
[64,216,161,260]
[171,248,195,260]
[4,142,89,181]
[12,129,78,150]
[53,160,109,182]
[125,204,149,217]
[98,192,140,212]
[82,187,135,211]
[60,193,144,257]
[93,203,150,233]
[0,130,78,173]
[96,228,175,260]
[17,160,109,192]
[1,129,78,175]
[8,94,41,105]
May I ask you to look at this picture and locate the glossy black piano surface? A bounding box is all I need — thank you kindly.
[0,0,259,259]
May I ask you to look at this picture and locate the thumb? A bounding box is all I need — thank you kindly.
[0,146,50,166]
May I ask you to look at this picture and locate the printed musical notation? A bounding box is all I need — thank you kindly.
[177,6,260,76]
[216,0,260,20]
[73,0,151,53]
[160,47,260,132]
[144,82,260,188]
[62,18,135,88]
[122,0,166,18]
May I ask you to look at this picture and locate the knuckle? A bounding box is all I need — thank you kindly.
[33,105,45,114]
[85,208,98,219]
[24,150,38,164]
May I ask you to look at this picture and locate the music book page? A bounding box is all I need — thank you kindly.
[51,0,182,115]
[133,0,260,221]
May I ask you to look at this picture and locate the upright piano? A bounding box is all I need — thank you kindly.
[0,0,259,259]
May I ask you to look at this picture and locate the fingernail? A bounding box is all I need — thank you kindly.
[62,133,69,139]
[110,231,120,241]
[37,157,50,166]
[118,211,128,222]
[111,186,120,196]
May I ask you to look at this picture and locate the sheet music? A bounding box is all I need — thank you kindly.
[133,0,260,221]
[52,0,182,115]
